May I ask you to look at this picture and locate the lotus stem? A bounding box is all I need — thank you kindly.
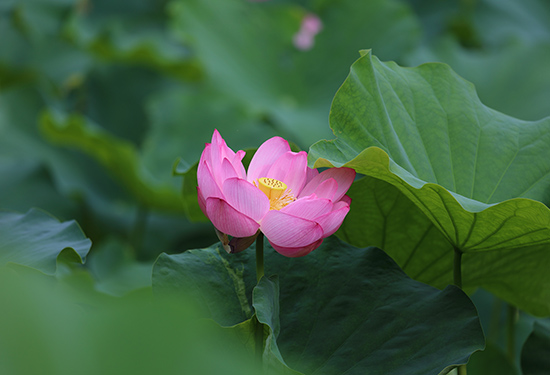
[256,232,264,282]
[255,232,265,364]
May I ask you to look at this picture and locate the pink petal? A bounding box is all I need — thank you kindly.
[209,130,224,178]
[333,200,350,210]
[197,160,223,199]
[340,194,352,206]
[281,196,332,220]
[235,149,246,161]
[310,178,338,200]
[247,136,290,184]
[266,151,308,195]
[316,203,350,237]
[221,157,240,181]
[299,167,355,201]
[306,167,319,184]
[197,187,207,217]
[269,238,323,258]
[260,210,323,247]
[199,143,212,164]
[205,197,260,238]
[222,178,270,222]
[210,129,239,179]
[233,150,247,179]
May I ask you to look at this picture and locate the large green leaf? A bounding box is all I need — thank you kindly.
[310,50,550,316]
[153,243,255,326]
[0,208,90,274]
[253,275,302,375]
[153,237,484,375]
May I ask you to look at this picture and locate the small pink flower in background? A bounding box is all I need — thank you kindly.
[197,130,355,257]
[293,13,323,51]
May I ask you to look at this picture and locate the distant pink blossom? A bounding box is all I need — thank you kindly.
[293,13,323,51]
[197,130,355,257]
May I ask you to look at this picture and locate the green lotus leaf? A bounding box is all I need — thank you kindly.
[309,50,550,316]
[152,236,484,375]
[0,208,90,274]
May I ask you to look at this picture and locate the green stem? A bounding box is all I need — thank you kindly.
[256,232,264,282]
[255,233,265,364]
[454,247,467,375]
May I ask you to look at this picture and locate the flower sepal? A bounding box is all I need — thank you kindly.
[215,228,260,254]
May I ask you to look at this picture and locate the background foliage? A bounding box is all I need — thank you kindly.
[1,0,550,373]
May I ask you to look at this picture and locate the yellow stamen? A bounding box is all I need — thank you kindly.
[257,177,295,210]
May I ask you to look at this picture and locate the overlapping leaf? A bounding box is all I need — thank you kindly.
[0,208,90,274]
[152,237,484,375]
[310,50,550,316]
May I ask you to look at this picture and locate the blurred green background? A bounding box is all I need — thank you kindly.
[3,0,549,261]
[1,0,550,373]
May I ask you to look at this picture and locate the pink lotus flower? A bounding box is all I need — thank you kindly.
[293,13,323,51]
[197,130,355,257]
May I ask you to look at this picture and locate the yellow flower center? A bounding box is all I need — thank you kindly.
[257,177,295,211]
